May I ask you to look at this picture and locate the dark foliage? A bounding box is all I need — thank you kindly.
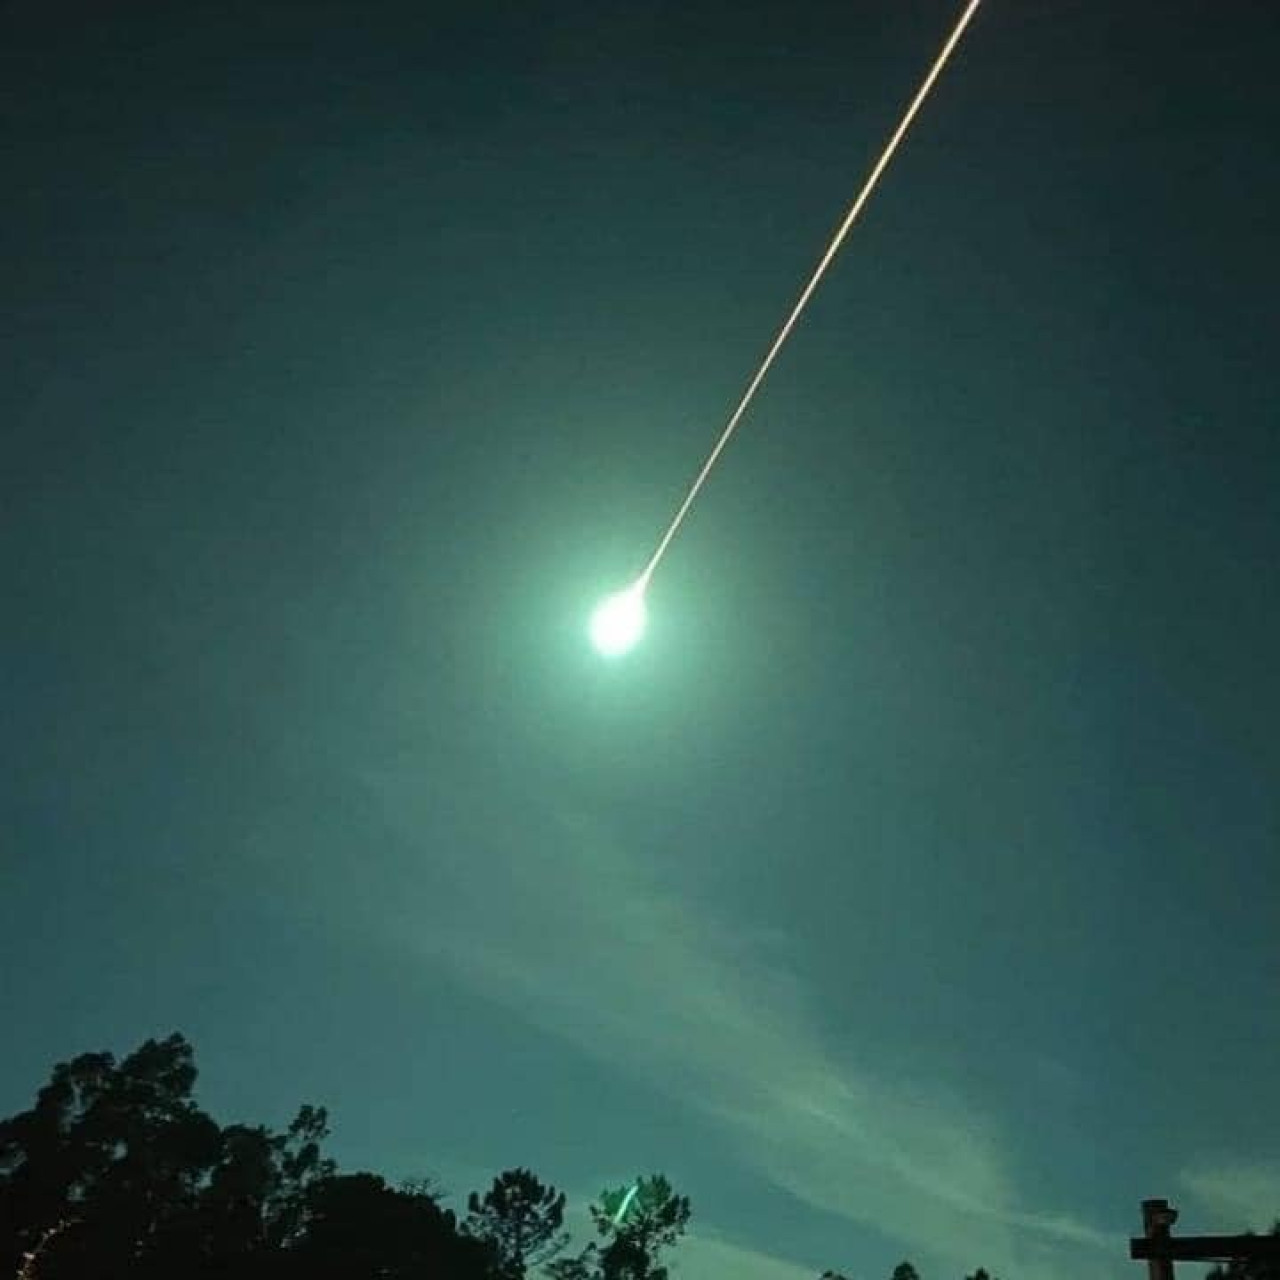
[465,1167,568,1279]
[1,1036,691,1280]
[548,1176,691,1280]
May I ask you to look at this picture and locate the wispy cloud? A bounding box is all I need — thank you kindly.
[363,777,1113,1280]
[1180,1164,1280,1231]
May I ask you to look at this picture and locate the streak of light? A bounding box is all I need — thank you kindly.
[612,1183,641,1228]
[638,0,983,588]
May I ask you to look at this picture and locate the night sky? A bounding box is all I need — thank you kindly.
[3,3,1278,1280]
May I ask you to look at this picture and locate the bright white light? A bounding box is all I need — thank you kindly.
[589,582,647,657]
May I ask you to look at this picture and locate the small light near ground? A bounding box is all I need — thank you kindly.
[590,582,647,657]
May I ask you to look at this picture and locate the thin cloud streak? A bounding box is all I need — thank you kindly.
[1181,1164,1280,1231]
[363,779,1113,1279]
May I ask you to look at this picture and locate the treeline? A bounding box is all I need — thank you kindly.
[0,1034,687,1280]
[0,1034,1010,1280]
[10,1034,1273,1280]
[826,1262,999,1280]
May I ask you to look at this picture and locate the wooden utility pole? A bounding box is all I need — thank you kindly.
[1130,1198,1280,1280]
[1138,1199,1180,1280]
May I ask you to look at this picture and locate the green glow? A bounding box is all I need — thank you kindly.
[612,1182,640,1227]
[589,582,647,657]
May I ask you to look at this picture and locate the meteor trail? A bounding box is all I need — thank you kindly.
[637,0,983,589]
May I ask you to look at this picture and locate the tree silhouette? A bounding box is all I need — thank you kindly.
[553,1175,691,1280]
[288,1172,492,1279]
[466,1167,568,1278]
[0,1033,222,1278]
[892,1261,922,1280]
[193,1105,335,1271]
[596,1172,696,1280]
[0,1034,471,1280]
[1,1035,698,1280]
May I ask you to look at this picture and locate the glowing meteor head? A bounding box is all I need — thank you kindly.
[589,581,647,657]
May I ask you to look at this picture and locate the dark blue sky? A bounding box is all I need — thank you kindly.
[3,4,1277,1280]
